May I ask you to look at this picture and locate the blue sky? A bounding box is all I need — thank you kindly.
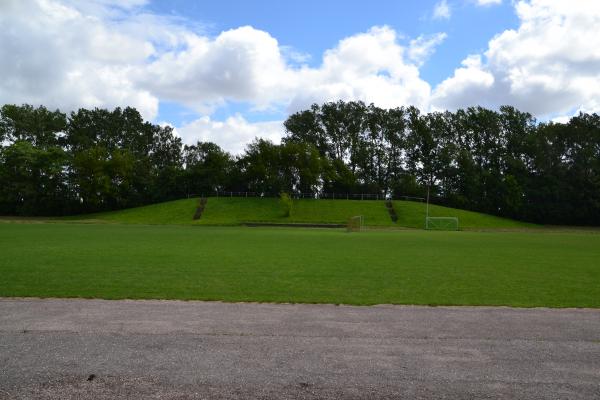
[1,0,599,153]
[149,0,519,125]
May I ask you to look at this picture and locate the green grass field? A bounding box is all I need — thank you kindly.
[68,197,536,229]
[1,223,598,307]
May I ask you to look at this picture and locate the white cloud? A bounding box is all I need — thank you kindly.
[138,25,435,114]
[433,0,451,20]
[433,0,600,117]
[475,0,502,6]
[432,55,495,110]
[0,0,160,119]
[285,26,434,112]
[4,0,600,154]
[408,33,448,67]
[0,1,442,152]
[176,115,285,154]
[137,26,290,112]
[1,1,439,125]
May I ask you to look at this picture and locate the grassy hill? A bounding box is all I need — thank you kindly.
[69,197,536,230]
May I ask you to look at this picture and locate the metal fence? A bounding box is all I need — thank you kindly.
[188,191,425,202]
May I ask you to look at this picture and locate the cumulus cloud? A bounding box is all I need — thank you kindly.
[284,26,434,113]
[1,1,440,126]
[433,0,451,20]
[137,26,290,113]
[170,24,443,153]
[138,25,436,114]
[4,0,600,151]
[0,0,442,151]
[432,0,600,117]
[0,0,159,119]
[176,115,284,154]
[432,55,495,110]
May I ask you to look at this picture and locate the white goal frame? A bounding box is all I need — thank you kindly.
[425,217,459,231]
[347,215,364,232]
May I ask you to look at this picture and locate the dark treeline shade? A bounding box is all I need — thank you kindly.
[1,102,599,225]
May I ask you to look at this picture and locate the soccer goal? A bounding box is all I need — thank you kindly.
[425,217,459,231]
[347,215,364,232]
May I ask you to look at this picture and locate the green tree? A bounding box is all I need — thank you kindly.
[183,142,233,195]
[0,141,69,215]
[0,104,66,148]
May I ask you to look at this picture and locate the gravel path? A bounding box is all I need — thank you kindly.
[1,298,599,399]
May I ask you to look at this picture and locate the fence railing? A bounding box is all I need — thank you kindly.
[188,191,425,202]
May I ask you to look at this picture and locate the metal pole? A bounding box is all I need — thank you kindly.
[426,185,430,220]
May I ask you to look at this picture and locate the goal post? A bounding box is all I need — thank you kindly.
[425,217,459,231]
[347,215,364,232]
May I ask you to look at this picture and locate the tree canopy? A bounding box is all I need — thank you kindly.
[1,102,599,225]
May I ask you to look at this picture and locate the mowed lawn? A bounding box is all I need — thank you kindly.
[1,223,599,307]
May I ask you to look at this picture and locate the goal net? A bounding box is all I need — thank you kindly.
[347,215,364,232]
[425,217,459,231]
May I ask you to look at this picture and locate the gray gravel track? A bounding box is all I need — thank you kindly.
[1,298,599,399]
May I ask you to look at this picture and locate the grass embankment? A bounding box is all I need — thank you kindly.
[1,223,598,307]
[70,197,535,229]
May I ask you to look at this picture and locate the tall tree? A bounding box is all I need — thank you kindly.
[0,104,66,148]
[183,142,233,195]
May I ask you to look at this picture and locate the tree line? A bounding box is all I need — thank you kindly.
[1,102,599,225]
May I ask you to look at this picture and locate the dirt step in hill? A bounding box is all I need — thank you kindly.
[385,200,398,223]
[193,198,208,220]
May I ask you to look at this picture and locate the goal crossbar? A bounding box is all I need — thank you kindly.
[425,217,459,231]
